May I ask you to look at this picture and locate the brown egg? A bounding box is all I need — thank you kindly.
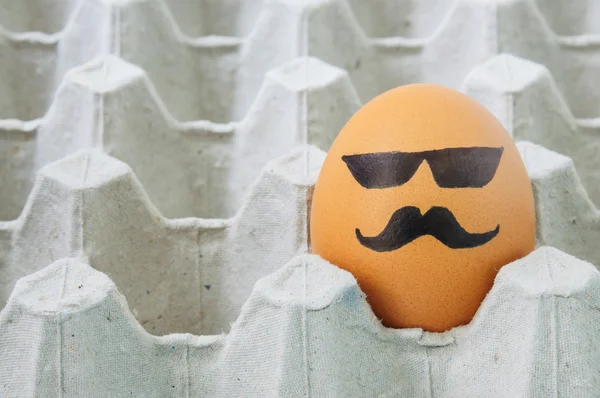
[310,84,535,332]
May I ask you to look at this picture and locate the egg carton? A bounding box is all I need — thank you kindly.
[1,246,599,396]
[1,0,599,395]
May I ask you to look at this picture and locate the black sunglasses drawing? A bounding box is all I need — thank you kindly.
[342,146,504,189]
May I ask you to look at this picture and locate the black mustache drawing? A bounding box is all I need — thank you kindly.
[356,206,499,252]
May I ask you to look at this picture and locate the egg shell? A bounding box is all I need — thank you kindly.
[309,84,536,333]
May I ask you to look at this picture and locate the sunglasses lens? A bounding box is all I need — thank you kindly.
[342,152,423,189]
[427,147,504,188]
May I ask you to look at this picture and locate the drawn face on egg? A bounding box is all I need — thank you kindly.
[310,84,535,333]
[342,146,504,252]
